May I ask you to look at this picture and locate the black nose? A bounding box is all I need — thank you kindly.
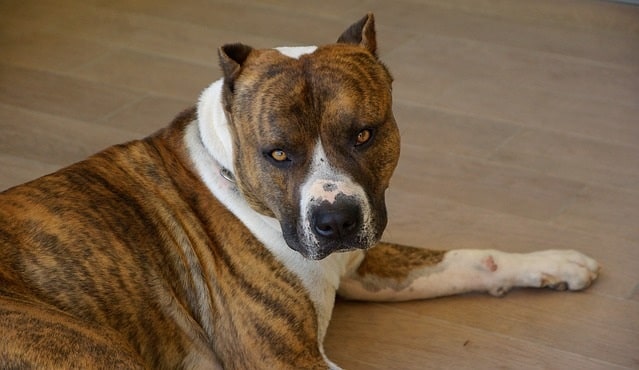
[312,202,361,240]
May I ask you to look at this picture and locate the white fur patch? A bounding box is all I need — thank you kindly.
[275,46,318,59]
[197,79,234,173]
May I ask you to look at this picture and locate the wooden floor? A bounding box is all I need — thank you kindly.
[1,0,638,368]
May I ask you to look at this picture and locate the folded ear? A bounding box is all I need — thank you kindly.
[218,43,253,92]
[218,43,253,112]
[337,13,377,56]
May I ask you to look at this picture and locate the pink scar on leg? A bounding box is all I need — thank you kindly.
[482,255,498,272]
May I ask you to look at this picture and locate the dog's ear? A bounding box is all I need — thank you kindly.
[337,13,377,56]
[218,43,253,112]
[218,43,253,92]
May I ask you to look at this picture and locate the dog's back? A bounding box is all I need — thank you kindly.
[0,112,214,368]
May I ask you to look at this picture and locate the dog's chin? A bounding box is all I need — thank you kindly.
[279,219,382,260]
[300,246,357,261]
[296,245,364,261]
[282,233,377,261]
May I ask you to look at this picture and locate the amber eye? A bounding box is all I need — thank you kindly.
[270,149,288,162]
[355,129,372,146]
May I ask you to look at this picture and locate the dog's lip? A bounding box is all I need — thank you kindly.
[310,247,354,260]
[297,240,377,260]
[282,236,358,260]
[280,219,380,259]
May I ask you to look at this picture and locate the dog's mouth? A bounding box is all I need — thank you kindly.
[282,229,379,260]
[279,202,384,260]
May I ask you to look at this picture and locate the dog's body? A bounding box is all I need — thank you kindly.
[0,15,599,369]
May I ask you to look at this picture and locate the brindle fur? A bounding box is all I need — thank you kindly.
[219,40,399,259]
[357,244,447,280]
[0,109,325,369]
[221,45,398,214]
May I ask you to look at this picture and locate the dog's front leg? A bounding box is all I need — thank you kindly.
[338,243,599,301]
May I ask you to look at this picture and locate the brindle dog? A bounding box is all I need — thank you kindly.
[0,14,598,369]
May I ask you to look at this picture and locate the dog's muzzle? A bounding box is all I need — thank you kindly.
[299,192,374,260]
[288,171,379,260]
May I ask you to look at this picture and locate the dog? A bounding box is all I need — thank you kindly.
[0,13,599,369]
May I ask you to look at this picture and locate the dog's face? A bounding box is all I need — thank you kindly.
[219,15,400,260]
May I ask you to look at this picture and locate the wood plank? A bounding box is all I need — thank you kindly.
[382,291,639,368]
[395,147,585,221]
[325,298,628,369]
[71,50,217,101]
[0,27,111,73]
[0,103,137,166]
[0,64,138,122]
[555,185,639,242]
[491,129,639,191]
[103,96,192,135]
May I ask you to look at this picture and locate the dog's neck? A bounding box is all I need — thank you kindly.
[196,79,234,180]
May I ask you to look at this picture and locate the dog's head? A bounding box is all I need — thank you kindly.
[218,14,400,260]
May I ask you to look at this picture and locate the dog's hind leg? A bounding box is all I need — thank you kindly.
[337,243,599,301]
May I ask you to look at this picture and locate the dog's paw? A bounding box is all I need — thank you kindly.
[525,250,600,291]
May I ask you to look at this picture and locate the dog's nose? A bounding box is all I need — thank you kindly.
[312,202,361,240]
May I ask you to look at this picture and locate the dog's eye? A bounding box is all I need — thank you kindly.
[270,149,289,162]
[355,129,373,146]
